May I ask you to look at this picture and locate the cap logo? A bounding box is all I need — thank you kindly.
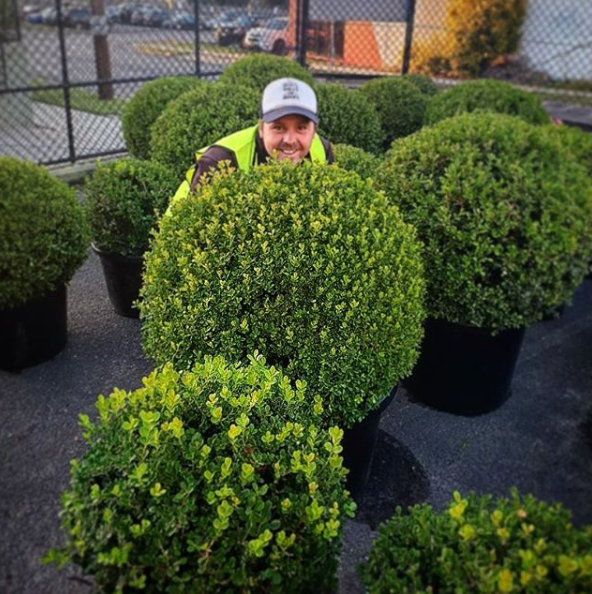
[282,81,300,101]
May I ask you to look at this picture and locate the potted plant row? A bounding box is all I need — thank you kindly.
[85,158,178,318]
[375,111,592,415]
[0,156,90,372]
[138,161,426,500]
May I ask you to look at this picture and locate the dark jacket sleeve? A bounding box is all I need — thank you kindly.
[320,136,334,164]
[190,146,239,191]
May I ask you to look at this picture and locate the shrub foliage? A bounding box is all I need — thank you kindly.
[85,158,179,257]
[218,55,315,92]
[316,83,384,155]
[0,157,90,309]
[402,73,439,96]
[122,76,204,160]
[375,112,592,332]
[332,144,382,180]
[360,490,592,593]
[46,354,354,593]
[357,77,428,151]
[140,162,425,427]
[150,84,260,178]
[413,0,528,77]
[426,79,550,126]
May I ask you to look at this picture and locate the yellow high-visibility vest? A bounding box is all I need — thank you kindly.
[171,124,327,206]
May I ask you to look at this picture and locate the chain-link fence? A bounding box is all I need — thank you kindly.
[1,0,591,165]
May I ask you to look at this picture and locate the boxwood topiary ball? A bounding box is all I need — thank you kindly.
[122,76,204,160]
[375,111,592,332]
[149,83,260,179]
[357,77,428,151]
[0,157,90,310]
[332,143,382,180]
[425,79,550,126]
[316,83,385,155]
[402,73,439,96]
[84,158,179,257]
[48,354,354,594]
[218,54,315,92]
[360,490,592,594]
[140,162,425,428]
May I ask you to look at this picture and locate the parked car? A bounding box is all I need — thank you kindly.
[215,14,260,46]
[244,17,288,54]
[106,6,124,24]
[130,6,167,26]
[40,6,59,25]
[162,10,195,30]
[203,9,244,31]
[64,7,91,29]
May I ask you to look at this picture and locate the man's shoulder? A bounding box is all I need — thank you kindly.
[318,135,334,164]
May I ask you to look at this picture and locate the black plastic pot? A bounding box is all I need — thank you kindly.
[92,244,143,318]
[405,318,525,416]
[342,387,396,503]
[0,284,68,372]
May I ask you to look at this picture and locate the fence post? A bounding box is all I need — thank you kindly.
[55,0,76,163]
[193,0,200,77]
[90,0,114,100]
[296,0,309,68]
[401,0,417,75]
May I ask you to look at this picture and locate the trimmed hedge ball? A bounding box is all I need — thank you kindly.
[84,158,179,257]
[48,355,354,594]
[425,79,550,126]
[0,157,90,310]
[375,112,592,332]
[140,161,425,428]
[316,83,384,155]
[122,76,204,160]
[332,144,382,180]
[218,54,315,92]
[360,490,592,594]
[357,77,428,151]
[402,73,439,96]
[149,84,260,179]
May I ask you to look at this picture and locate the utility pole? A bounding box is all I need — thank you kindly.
[90,0,113,100]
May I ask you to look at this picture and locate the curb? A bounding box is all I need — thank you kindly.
[48,153,127,185]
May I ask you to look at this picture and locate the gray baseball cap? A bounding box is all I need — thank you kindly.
[261,78,318,124]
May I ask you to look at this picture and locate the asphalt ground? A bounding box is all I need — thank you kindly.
[1,250,591,594]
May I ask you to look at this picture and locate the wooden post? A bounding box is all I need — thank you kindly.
[90,0,113,100]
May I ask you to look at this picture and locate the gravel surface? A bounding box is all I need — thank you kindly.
[1,251,591,594]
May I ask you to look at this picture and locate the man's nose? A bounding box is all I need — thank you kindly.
[283,129,296,144]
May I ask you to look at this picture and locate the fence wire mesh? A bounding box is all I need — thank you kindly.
[0,0,591,165]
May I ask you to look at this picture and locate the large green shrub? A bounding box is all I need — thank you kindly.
[316,83,384,155]
[85,159,179,257]
[402,73,439,96]
[357,77,428,151]
[218,54,314,92]
[332,144,381,180]
[122,76,204,160]
[0,157,90,310]
[150,83,260,179]
[543,124,592,174]
[45,354,354,593]
[413,0,528,77]
[374,112,592,332]
[140,162,425,428]
[360,490,592,593]
[426,79,550,126]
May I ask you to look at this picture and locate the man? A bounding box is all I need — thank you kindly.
[172,77,333,202]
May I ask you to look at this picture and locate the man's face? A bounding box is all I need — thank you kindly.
[259,115,316,164]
